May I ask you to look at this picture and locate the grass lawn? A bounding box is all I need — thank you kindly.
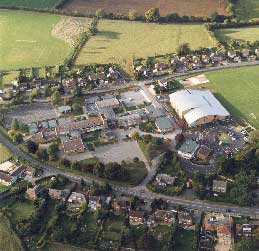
[0,10,71,71]
[215,26,259,42]
[199,66,259,128]
[235,0,259,21]
[11,201,35,221]
[0,214,24,251]
[219,133,232,144]
[0,0,59,9]
[0,143,12,163]
[76,20,216,75]
[102,215,125,241]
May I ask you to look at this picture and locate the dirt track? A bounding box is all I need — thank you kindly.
[63,0,228,17]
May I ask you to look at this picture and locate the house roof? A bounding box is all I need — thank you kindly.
[169,90,229,125]
[213,180,227,190]
[62,136,84,153]
[0,171,13,183]
[129,210,144,218]
[155,117,173,131]
[96,98,119,109]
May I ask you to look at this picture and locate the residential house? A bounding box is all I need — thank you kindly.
[212,180,227,193]
[155,174,176,187]
[67,192,87,210]
[129,210,145,225]
[154,63,169,72]
[48,188,70,201]
[196,146,212,161]
[155,117,174,133]
[112,199,130,214]
[178,211,193,227]
[58,105,72,114]
[26,185,44,200]
[61,135,85,155]
[157,79,168,88]
[88,196,103,211]
[153,210,177,226]
[31,131,58,144]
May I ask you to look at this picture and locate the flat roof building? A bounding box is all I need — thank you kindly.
[169,90,230,127]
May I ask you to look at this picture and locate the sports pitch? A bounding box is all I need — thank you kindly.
[199,66,259,128]
[0,10,71,71]
[76,20,216,74]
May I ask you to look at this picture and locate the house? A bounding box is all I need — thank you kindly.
[61,135,85,155]
[155,117,174,133]
[112,199,130,214]
[236,224,253,239]
[118,113,142,128]
[178,211,193,227]
[241,49,250,58]
[26,185,44,200]
[0,161,26,186]
[157,79,168,88]
[212,180,227,193]
[177,139,199,159]
[96,97,120,110]
[88,73,106,82]
[155,174,176,187]
[68,192,87,209]
[196,146,212,161]
[31,131,58,144]
[153,210,177,226]
[228,50,236,59]
[169,90,230,127]
[217,224,232,245]
[58,105,72,114]
[107,67,119,80]
[129,210,145,225]
[145,105,165,119]
[154,63,169,71]
[88,196,103,211]
[48,188,70,201]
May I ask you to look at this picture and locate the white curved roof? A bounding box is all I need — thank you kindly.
[169,89,230,125]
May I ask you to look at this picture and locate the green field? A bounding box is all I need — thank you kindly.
[215,26,259,42]
[0,0,59,9]
[198,66,259,128]
[11,201,35,221]
[0,214,24,251]
[0,143,12,163]
[42,242,93,251]
[76,20,216,74]
[235,0,259,21]
[0,10,71,71]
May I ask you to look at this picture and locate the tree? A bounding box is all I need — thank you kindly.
[11,118,19,131]
[95,8,105,18]
[145,8,160,22]
[51,91,60,103]
[6,89,13,99]
[36,148,48,160]
[47,142,59,161]
[248,130,259,148]
[130,131,139,140]
[234,240,259,251]
[12,132,23,144]
[128,9,139,21]
[30,87,41,101]
[177,43,190,56]
[27,140,39,154]
[72,103,81,113]
[44,85,51,97]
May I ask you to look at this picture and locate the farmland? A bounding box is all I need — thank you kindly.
[63,0,228,17]
[0,0,60,9]
[0,215,24,251]
[235,0,259,21]
[215,26,259,42]
[76,20,216,74]
[0,10,71,71]
[197,66,259,128]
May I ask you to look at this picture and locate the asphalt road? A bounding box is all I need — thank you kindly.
[1,132,259,218]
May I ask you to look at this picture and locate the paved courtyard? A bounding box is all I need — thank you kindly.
[3,102,58,127]
[119,90,149,107]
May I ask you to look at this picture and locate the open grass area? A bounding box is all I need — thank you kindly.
[0,214,24,251]
[76,20,216,74]
[235,0,259,21]
[0,0,60,9]
[64,0,228,17]
[43,242,93,251]
[215,26,259,42]
[11,201,35,221]
[198,66,259,128]
[0,143,12,163]
[0,10,71,71]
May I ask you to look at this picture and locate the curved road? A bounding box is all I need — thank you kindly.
[1,132,259,218]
